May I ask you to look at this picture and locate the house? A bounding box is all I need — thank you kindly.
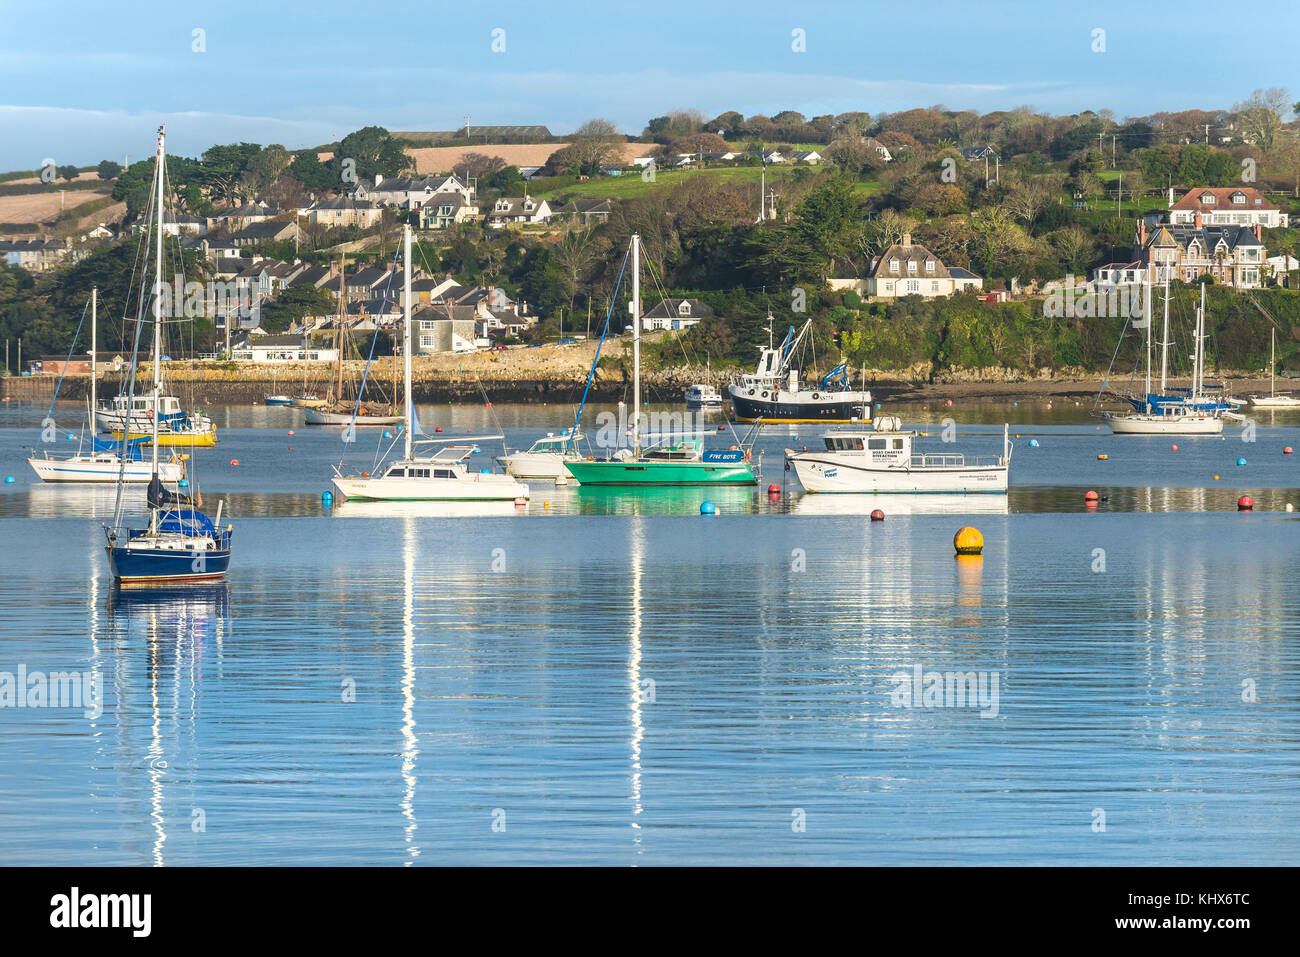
[1090,261,1148,286]
[485,195,552,228]
[0,239,68,272]
[297,196,384,229]
[346,297,403,326]
[455,124,551,141]
[704,151,743,162]
[1136,219,1267,288]
[791,150,821,164]
[640,298,715,332]
[1167,187,1289,229]
[82,224,116,241]
[960,146,997,162]
[344,266,397,301]
[865,138,893,163]
[234,259,308,302]
[833,234,983,299]
[230,220,297,249]
[411,307,477,353]
[354,173,473,209]
[518,166,545,180]
[1267,254,1300,286]
[761,150,787,164]
[555,198,614,225]
[229,331,339,363]
[162,212,207,237]
[206,201,281,233]
[416,193,480,229]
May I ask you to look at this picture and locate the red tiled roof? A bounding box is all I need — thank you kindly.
[1171,187,1278,212]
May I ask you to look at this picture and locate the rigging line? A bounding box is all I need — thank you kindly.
[338,244,403,469]
[1094,315,1134,409]
[45,297,91,421]
[566,245,631,455]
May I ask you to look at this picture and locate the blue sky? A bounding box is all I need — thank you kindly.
[0,0,1294,169]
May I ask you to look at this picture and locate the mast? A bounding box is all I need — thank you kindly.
[150,127,165,509]
[631,234,641,456]
[1143,279,1151,398]
[89,286,97,417]
[336,258,345,403]
[403,224,413,461]
[1271,326,1276,397]
[1159,276,1170,394]
[1193,283,1205,399]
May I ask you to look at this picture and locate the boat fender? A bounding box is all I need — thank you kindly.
[748,389,755,396]
[812,392,819,400]
[761,391,769,398]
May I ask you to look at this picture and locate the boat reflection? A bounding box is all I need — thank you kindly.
[26,482,148,519]
[791,492,1010,516]
[572,484,759,515]
[330,499,526,519]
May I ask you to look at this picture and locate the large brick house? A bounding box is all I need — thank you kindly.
[1136,218,1267,288]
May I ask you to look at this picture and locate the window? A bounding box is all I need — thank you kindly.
[889,259,899,272]
[434,469,456,479]
[925,260,935,272]
[389,468,405,477]
[419,320,435,331]
[892,438,904,450]
[868,438,887,450]
[1232,193,1246,204]
[1201,193,1216,204]
[419,335,435,348]
[906,280,920,293]
[679,301,691,315]
[907,259,917,273]
[930,282,939,292]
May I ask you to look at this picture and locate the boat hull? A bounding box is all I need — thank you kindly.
[111,429,218,447]
[1104,413,1224,434]
[565,459,756,486]
[789,455,1008,493]
[1248,396,1300,408]
[496,451,577,480]
[304,409,403,426]
[729,387,869,423]
[106,543,231,583]
[332,474,529,501]
[264,396,294,406]
[291,396,328,409]
[28,456,184,483]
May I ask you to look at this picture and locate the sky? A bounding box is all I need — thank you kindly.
[0,0,1295,170]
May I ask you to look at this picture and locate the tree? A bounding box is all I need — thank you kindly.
[332,126,409,182]
[240,144,292,198]
[260,284,336,333]
[96,160,122,180]
[567,118,624,172]
[288,150,334,192]
[1003,172,1064,235]
[200,142,263,204]
[1234,88,1291,153]
[57,164,79,182]
[480,165,523,195]
[552,227,600,310]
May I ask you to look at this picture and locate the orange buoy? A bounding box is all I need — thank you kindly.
[1285,447,1294,455]
[953,526,983,554]
[870,509,885,522]
[1171,444,1178,451]
[767,484,780,494]
[229,459,239,466]
[288,430,295,436]
[1238,496,1254,511]
[1084,490,1099,501]
[361,471,370,478]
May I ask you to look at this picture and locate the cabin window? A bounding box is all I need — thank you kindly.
[434,469,455,479]
[892,438,904,449]
[868,438,887,450]
[389,468,405,477]
[853,439,864,450]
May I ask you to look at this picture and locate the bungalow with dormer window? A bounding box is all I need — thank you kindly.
[830,234,983,300]
[639,298,717,332]
[485,195,552,228]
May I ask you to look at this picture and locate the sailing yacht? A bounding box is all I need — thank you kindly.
[1103,282,1226,435]
[104,127,233,583]
[1248,328,1300,407]
[329,226,530,502]
[562,235,758,487]
[28,288,187,483]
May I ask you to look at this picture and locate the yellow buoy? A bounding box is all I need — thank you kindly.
[1097,453,1108,460]
[954,526,984,556]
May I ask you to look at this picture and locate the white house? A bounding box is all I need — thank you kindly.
[1168,187,1289,228]
[485,195,552,228]
[832,234,983,299]
[229,332,339,363]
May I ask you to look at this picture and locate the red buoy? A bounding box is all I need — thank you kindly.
[1171,444,1178,451]
[362,471,370,478]
[229,459,239,466]
[435,426,442,432]
[718,424,725,431]
[1238,496,1254,511]
[1084,490,1099,502]
[767,484,780,494]
[288,430,295,436]
[870,509,885,522]
[1285,447,1294,455]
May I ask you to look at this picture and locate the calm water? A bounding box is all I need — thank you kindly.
[1,399,1299,864]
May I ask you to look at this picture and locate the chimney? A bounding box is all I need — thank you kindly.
[374,173,383,187]
[1168,186,1174,209]
[902,232,912,246]
[1195,211,1203,229]
[1138,220,1146,246]
[1254,222,1262,241]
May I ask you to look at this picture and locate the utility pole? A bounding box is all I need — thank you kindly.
[1117,173,1123,218]
[1205,124,1210,144]
[985,154,989,188]
[995,154,1000,184]
[1111,134,1116,168]
[1098,131,1105,156]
